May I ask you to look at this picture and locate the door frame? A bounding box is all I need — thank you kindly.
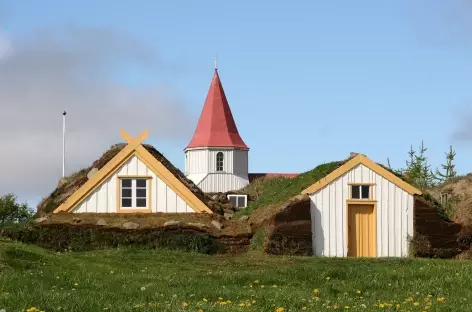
[346,200,377,257]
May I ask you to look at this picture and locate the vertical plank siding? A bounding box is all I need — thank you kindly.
[310,164,414,257]
[73,155,194,213]
[185,148,249,193]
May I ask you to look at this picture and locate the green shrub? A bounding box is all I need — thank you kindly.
[0,224,224,254]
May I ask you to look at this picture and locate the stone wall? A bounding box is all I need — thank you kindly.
[264,194,312,256]
[413,196,463,258]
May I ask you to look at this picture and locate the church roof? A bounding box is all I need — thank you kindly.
[186,69,248,150]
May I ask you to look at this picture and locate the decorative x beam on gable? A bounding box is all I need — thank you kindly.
[120,129,149,148]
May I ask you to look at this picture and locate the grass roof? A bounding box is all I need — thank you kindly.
[239,160,346,228]
[37,143,228,216]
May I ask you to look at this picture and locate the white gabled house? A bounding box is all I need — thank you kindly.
[302,154,422,258]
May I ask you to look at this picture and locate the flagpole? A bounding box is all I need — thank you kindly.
[62,111,66,178]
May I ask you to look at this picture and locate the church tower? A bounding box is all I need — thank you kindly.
[184,65,249,193]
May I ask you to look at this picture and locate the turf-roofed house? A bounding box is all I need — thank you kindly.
[52,129,213,214]
[301,154,422,258]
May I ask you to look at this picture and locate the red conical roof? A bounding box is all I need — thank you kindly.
[186,70,248,150]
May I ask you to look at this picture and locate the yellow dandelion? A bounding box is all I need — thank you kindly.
[254,280,260,284]
[302,307,307,310]
[202,298,208,302]
[437,297,446,303]
[239,303,245,307]
[182,302,188,308]
[313,288,320,294]
[356,290,361,294]
[275,307,285,312]
[344,306,350,309]
[413,302,420,306]
[379,303,385,308]
[198,309,204,312]
[74,282,78,286]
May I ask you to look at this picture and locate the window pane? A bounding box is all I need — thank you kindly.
[121,179,132,187]
[122,198,132,207]
[237,196,246,208]
[361,185,370,199]
[229,196,237,206]
[136,198,147,208]
[351,185,360,199]
[136,179,147,188]
[122,188,132,198]
[136,188,147,198]
[216,152,224,171]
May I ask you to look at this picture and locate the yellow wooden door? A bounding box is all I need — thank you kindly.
[347,204,376,257]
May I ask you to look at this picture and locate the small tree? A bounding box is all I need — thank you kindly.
[435,145,457,183]
[404,141,436,190]
[0,193,34,226]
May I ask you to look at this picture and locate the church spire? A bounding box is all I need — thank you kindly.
[185,65,248,150]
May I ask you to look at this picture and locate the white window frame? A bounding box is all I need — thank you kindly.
[227,194,248,209]
[118,176,152,211]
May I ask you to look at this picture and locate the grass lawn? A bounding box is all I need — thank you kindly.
[0,240,470,312]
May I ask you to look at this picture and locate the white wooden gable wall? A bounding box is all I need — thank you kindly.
[310,164,414,257]
[72,155,194,213]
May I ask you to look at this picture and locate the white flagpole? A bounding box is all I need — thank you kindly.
[62,111,66,178]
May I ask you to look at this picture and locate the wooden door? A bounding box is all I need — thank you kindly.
[347,204,376,257]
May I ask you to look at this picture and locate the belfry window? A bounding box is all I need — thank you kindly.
[216,152,224,172]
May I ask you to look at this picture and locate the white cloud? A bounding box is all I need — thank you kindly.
[0,27,194,204]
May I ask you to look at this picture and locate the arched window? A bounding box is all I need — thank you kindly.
[216,152,224,172]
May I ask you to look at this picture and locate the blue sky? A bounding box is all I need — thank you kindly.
[2,0,472,206]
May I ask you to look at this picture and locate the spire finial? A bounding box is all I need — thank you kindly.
[214,55,218,71]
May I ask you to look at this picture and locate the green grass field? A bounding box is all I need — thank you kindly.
[0,240,470,312]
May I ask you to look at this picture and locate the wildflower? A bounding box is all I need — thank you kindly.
[74,282,78,286]
[413,302,420,306]
[198,310,204,312]
[202,298,208,302]
[254,280,260,284]
[344,306,350,309]
[379,303,385,308]
[302,307,307,310]
[140,286,146,291]
[313,288,320,294]
[182,302,188,308]
[356,290,361,294]
[275,307,285,312]
[437,297,446,303]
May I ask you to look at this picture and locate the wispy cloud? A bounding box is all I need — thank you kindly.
[0,26,194,203]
